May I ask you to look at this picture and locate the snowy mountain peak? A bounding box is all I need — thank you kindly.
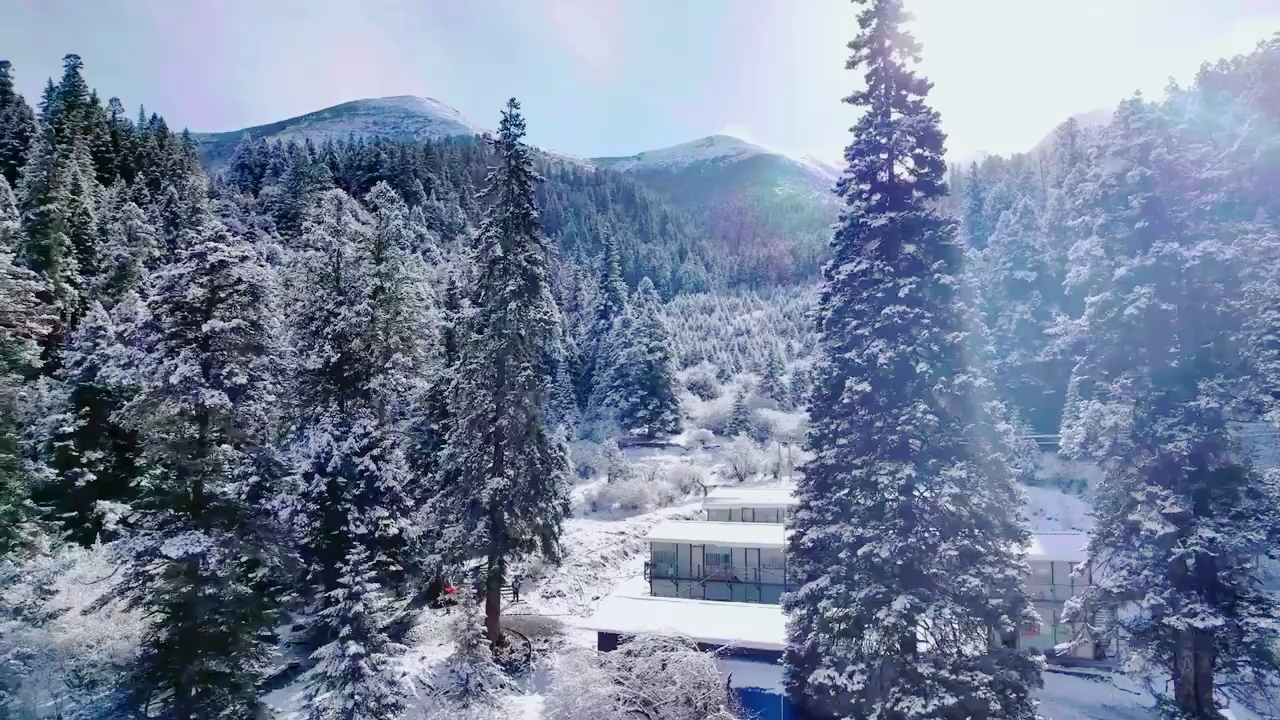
[193,95,485,166]
[593,134,771,172]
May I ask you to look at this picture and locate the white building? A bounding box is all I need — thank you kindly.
[1021,531,1096,657]
[646,519,794,603]
[702,485,798,523]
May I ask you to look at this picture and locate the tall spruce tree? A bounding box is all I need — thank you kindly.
[304,541,408,720]
[288,185,426,614]
[108,223,285,720]
[783,2,1040,718]
[580,224,628,408]
[0,61,38,188]
[975,196,1068,433]
[610,276,681,437]
[0,195,51,556]
[40,300,142,545]
[438,98,571,647]
[1061,96,1280,719]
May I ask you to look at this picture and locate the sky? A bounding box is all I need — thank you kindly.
[2,0,1277,163]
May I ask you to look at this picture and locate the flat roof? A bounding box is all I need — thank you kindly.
[702,485,798,510]
[1027,532,1088,562]
[580,578,786,651]
[645,520,788,548]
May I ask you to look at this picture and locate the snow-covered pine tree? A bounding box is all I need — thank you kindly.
[407,270,462,487]
[303,471,409,720]
[0,217,52,557]
[610,276,681,438]
[724,387,752,438]
[960,162,991,249]
[362,181,432,422]
[0,61,38,188]
[432,600,511,714]
[759,350,786,404]
[109,223,285,720]
[15,127,86,338]
[288,189,378,422]
[40,300,142,545]
[975,195,1068,433]
[438,98,571,647]
[548,325,582,433]
[288,184,427,611]
[783,1,1040,717]
[580,224,628,409]
[93,179,161,304]
[1061,96,1280,719]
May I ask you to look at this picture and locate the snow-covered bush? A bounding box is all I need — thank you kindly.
[687,428,715,448]
[683,364,721,401]
[757,407,808,443]
[685,388,736,435]
[585,471,680,513]
[543,635,739,720]
[569,440,602,481]
[666,462,709,496]
[724,436,762,483]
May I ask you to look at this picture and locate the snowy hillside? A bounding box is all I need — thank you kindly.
[193,95,485,166]
[592,134,839,204]
[594,134,835,183]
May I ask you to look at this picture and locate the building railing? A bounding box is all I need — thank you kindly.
[647,562,798,589]
[1026,582,1089,602]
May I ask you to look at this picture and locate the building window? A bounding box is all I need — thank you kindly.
[651,542,678,579]
[703,545,732,578]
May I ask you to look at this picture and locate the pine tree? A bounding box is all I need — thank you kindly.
[724,386,752,439]
[580,224,628,407]
[362,182,430,420]
[0,60,38,188]
[1061,96,1280,719]
[304,542,408,720]
[975,196,1068,433]
[16,127,82,329]
[288,185,428,611]
[438,98,571,647]
[961,162,991,249]
[783,2,1040,717]
[109,223,285,720]
[758,350,786,404]
[0,222,52,556]
[608,276,681,438]
[39,300,142,545]
[288,189,378,421]
[433,602,511,711]
[94,179,161,304]
[228,133,268,196]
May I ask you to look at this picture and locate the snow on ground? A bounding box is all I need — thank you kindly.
[1037,671,1157,720]
[1024,484,1093,532]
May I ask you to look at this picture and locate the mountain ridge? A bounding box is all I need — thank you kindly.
[192,95,486,167]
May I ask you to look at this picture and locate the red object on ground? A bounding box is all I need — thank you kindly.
[444,586,457,594]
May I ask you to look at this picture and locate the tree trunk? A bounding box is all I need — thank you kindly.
[1170,551,1220,719]
[485,567,504,648]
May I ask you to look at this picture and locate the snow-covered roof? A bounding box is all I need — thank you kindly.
[581,579,786,651]
[645,520,787,548]
[1026,532,1088,562]
[702,486,798,510]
